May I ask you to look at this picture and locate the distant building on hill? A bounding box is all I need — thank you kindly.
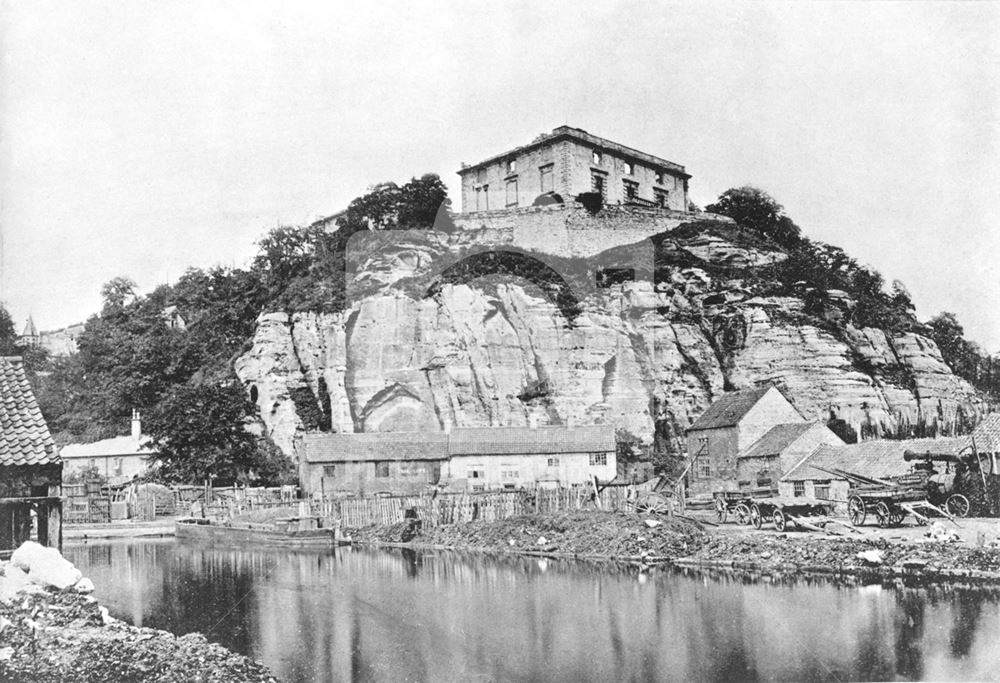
[18,317,39,348]
[295,424,617,496]
[457,126,690,214]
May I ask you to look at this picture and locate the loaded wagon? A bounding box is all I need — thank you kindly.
[746,496,834,532]
[837,471,967,528]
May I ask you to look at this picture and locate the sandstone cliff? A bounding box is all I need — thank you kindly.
[235,218,984,457]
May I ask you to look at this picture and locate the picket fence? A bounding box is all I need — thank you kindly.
[310,484,653,530]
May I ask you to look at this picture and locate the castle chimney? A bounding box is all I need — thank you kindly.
[131,409,142,439]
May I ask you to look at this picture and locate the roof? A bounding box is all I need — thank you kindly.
[458,126,690,178]
[0,357,58,467]
[782,437,968,482]
[688,386,777,432]
[61,435,156,459]
[739,423,816,459]
[448,425,615,456]
[299,432,450,463]
[21,317,37,338]
[970,414,1000,454]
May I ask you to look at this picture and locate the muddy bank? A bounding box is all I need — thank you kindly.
[0,544,278,683]
[351,511,705,560]
[351,511,1000,583]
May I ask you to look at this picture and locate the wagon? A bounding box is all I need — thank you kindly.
[713,491,753,524]
[746,496,834,532]
[846,486,965,528]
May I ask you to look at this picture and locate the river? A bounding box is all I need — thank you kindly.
[64,539,1000,682]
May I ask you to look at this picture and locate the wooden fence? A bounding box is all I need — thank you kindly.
[311,484,653,530]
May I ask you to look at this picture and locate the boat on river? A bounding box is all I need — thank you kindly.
[176,516,352,548]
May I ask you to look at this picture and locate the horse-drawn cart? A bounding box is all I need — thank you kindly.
[838,471,967,528]
[747,496,836,532]
[713,490,752,524]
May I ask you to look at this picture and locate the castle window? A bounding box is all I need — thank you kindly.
[623,179,638,200]
[476,185,490,211]
[592,150,603,165]
[539,164,553,194]
[591,171,606,199]
[655,189,668,208]
[507,158,517,174]
[505,179,518,207]
[624,161,634,175]
[655,171,665,185]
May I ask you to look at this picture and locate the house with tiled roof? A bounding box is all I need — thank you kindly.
[61,411,158,485]
[295,424,617,496]
[684,384,830,496]
[779,436,968,508]
[0,356,62,554]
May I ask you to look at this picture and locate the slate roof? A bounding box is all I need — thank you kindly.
[687,386,776,432]
[970,414,1000,454]
[448,425,615,456]
[299,425,616,462]
[782,437,967,482]
[0,357,58,467]
[61,435,156,459]
[739,423,815,460]
[299,432,450,463]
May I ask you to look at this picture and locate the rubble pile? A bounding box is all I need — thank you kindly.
[0,542,278,682]
[354,511,706,558]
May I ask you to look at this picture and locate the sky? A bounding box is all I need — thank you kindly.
[1,1,998,349]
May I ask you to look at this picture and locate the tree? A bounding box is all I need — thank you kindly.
[336,173,452,234]
[144,380,291,485]
[0,303,18,355]
[100,276,138,315]
[706,186,802,247]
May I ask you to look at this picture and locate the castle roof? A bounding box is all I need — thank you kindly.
[459,126,690,178]
[0,357,58,467]
[21,317,38,338]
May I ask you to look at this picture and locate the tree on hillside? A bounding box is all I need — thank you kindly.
[0,304,18,355]
[706,186,802,247]
[144,380,293,485]
[100,276,138,315]
[336,173,453,234]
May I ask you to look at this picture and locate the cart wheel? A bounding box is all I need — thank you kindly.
[734,503,751,525]
[875,502,891,528]
[848,496,866,526]
[772,509,786,532]
[890,512,905,527]
[946,494,970,518]
[750,504,763,530]
[715,497,728,524]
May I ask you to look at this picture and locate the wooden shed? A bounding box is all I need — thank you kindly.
[0,356,62,556]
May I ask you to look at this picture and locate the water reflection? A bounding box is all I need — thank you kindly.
[65,540,1000,683]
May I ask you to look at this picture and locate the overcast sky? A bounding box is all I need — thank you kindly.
[2,1,998,349]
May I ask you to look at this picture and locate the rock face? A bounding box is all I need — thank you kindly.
[235,220,984,458]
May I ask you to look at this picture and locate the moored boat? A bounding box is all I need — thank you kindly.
[176,516,352,548]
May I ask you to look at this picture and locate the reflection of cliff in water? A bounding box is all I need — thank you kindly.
[66,541,1000,683]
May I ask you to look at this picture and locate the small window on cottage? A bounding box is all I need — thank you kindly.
[814,482,830,500]
[592,150,603,165]
[623,179,638,201]
[507,158,517,174]
[624,161,634,175]
[468,466,485,479]
[793,481,805,497]
[589,453,607,467]
[501,469,519,480]
[398,462,418,477]
[697,457,711,479]
[323,465,337,477]
[505,179,518,207]
[114,458,123,476]
[375,462,390,478]
[547,457,560,467]
[539,164,554,194]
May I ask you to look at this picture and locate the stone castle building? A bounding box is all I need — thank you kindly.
[457,126,690,214]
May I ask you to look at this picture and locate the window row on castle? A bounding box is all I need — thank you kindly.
[591,171,670,207]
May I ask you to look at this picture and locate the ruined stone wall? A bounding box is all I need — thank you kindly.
[453,203,719,258]
[562,141,688,210]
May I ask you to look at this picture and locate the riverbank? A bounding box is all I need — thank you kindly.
[0,543,278,682]
[349,510,1000,583]
[64,517,177,540]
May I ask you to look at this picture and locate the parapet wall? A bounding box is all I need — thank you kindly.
[453,203,730,258]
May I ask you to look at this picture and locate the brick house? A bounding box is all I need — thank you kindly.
[0,356,62,554]
[458,126,690,214]
[684,385,838,497]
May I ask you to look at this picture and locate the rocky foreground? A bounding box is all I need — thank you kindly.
[353,511,1000,582]
[0,542,278,683]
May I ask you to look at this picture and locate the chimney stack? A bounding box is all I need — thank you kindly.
[131,409,142,439]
